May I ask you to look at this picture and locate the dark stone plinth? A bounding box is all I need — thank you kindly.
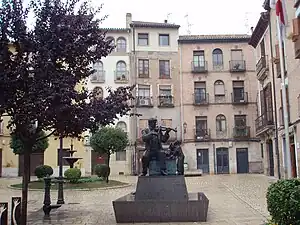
[135,176,188,200]
[113,192,209,223]
[113,176,209,223]
[149,159,177,176]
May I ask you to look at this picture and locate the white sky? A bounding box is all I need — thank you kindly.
[93,0,264,35]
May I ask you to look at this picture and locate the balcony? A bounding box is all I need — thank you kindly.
[256,55,269,81]
[90,71,105,83]
[191,61,208,73]
[229,60,246,72]
[158,96,174,107]
[231,92,248,104]
[193,93,209,105]
[194,128,211,141]
[295,36,300,59]
[233,126,250,139]
[114,70,129,83]
[255,111,274,134]
[136,96,153,107]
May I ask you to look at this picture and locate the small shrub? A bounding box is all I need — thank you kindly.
[64,168,81,183]
[77,177,103,183]
[94,164,110,179]
[266,178,300,225]
[34,165,53,179]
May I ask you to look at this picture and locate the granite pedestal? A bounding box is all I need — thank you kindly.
[113,175,209,223]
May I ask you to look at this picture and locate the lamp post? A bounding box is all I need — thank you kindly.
[57,136,65,204]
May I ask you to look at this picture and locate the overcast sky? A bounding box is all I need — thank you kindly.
[93,0,264,35]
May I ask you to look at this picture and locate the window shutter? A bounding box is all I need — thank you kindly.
[214,83,225,95]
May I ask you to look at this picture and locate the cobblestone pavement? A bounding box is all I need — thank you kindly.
[0,174,275,225]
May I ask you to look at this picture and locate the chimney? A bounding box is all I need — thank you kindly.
[126,13,132,28]
[164,19,168,23]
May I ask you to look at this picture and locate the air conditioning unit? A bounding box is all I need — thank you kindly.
[139,98,149,106]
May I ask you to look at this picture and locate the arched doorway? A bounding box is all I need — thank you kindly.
[266,139,274,176]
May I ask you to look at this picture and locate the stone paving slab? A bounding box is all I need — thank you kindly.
[0,174,271,225]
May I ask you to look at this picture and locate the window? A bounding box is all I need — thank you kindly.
[138,85,150,97]
[212,49,223,69]
[138,119,148,138]
[194,82,206,103]
[138,33,149,46]
[232,81,245,102]
[92,87,103,100]
[230,49,244,70]
[159,85,172,105]
[116,121,127,133]
[138,59,149,77]
[115,61,127,80]
[116,151,126,161]
[214,80,225,96]
[92,61,104,81]
[159,60,170,78]
[57,149,71,166]
[106,37,115,48]
[234,115,247,127]
[216,115,226,132]
[195,116,208,136]
[0,119,3,135]
[161,119,172,127]
[116,37,126,52]
[231,49,243,61]
[193,51,205,68]
[159,34,169,46]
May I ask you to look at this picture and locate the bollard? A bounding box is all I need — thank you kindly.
[43,176,61,216]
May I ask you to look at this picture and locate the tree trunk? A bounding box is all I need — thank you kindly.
[106,154,110,183]
[20,149,31,225]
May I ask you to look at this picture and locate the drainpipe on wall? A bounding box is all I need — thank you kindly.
[179,44,184,142]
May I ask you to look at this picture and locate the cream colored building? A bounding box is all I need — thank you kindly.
[127,14,182,174]
[249,0,300,178]
[179,35,262,174]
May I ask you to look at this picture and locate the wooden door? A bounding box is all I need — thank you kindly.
[236,148,249,173]
[216,148,229,174]
[197,149,209,174]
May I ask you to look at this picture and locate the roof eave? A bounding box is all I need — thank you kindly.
[178,38,250,44]
[248,12,269,48]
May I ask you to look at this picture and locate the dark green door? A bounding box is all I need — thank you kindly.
[216,148,229,174]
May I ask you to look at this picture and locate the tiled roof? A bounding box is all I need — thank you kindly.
[130,21,180,29]
[178,34,251,43]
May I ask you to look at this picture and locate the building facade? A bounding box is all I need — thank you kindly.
[127,14,182,174]
[84,27,134,176]
[179,35,262,174]
[249,0,300,178]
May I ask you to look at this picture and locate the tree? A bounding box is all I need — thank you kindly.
[10,131,49,155]
[0,0,134,224]
[90,126,128,181]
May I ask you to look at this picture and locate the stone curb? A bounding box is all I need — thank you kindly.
[7,183,132,192]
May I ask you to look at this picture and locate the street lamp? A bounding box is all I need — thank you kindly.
[57,136,65,204]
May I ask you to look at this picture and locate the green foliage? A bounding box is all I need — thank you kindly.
[266,179,300,225]
[64,168,81,183]
[94,164,110,178]
[34,165,53,179]
[10,131,49,155]
[77,176,103,183]
[90,126,128,157]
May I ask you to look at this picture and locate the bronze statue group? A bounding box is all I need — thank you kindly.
[140,118,185,176]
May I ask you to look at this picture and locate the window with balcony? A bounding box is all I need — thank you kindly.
[161,119,175,140]
[159,60,170,78]
[195,116,209,140]
[116,37,126,52]
[194,82,208,104]
[232,81,247,103]
[212,48,223,69]
[230,49,245,72]
[91,61,105,83]
[159,34,170,46]
[292,18,300,59]
[115,61,128,81]
[234,115,249,138]
[192,50,207,72]
[92,87,103,100]
[256,39,269,80]
[138,59,149,78]
[137,85,152,107]
[214,80,225,102]
[158,85,173,107]
[216,114,226,133]
[138,33,149,46]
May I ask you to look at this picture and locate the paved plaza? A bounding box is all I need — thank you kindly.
[0,174,275,225]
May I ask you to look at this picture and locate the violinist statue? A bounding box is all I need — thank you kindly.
[167,140,185,175]
[140,118,177,176]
